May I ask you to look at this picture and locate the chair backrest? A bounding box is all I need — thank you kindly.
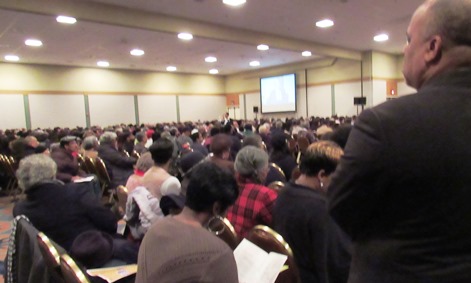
[131,150,140,159]
[0,154,7,173]
[1,154,16,177]
[83,157,98,176]
[246,225,300,283]
[93,157,111,192]
[269,163,286,179]
[7,215,52,283]
[290,166,301,182]
[76,155,88,174]
[60,254,91,283]
[297,136,310,153]
[296,136,310,164]
[116,185,129,217]
[287,137,297,157]
[37,232,65,283]
[207,217,240,250]
[267,181,285,193]
[0,154,19,195]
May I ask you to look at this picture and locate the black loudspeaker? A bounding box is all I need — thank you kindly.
[353,97,366,105]
[253,106,259,113]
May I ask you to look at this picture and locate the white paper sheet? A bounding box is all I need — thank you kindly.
[234,239,287,283]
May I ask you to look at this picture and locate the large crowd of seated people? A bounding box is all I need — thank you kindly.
[0,115,355,282]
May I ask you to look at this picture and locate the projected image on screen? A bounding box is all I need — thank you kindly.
[260,73,296,113]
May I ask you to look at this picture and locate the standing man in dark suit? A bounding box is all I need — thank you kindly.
[328,0,471,282]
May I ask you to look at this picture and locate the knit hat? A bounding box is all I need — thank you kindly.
[69,230,114,269]
[270,132,287,150]
[60,136,78,147]
[160,194,186,216]
[180,151,205,174]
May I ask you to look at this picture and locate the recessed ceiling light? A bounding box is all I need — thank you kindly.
[249,61,260,67]
[209,69,219,74]
[374,33,389,42]
[223,0,246,6]
[130,49,145,56]
[97,61,110,67]
[316,19,334,28]
[257,44,269,51]
[56,15,77,24]
[25,39,43,47]
[4,55,19,62]
[302,51,312,57]
[178,32,193,40]
[205,56,217,63]
[167,66,177,72]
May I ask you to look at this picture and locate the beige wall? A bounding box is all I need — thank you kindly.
[396,55,406,79]
[0,63,225,94]
[372,51,400,79]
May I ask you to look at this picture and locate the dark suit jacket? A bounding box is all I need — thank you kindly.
[50,147,85,182]
[98,144,136,188]
[274,182,351,283]
[328,67,471,283]
[13,180,117,250]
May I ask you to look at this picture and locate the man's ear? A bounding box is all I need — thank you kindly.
[425,35,443,63]
[317,169,326,180]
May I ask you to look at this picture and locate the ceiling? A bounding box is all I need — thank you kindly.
[0,0,423,75]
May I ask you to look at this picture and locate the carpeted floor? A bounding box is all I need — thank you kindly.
[0,196,16,283]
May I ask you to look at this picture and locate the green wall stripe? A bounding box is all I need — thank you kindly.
[243,94,247,120]
[84,94,90,127]
[305,69,308,117]
[331,85,336,116]
[23,94,31,130]
[134,95,139,125]
[176,95,181,122]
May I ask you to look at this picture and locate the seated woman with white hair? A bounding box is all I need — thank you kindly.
[226,146,278,238]
[13,154,139,263]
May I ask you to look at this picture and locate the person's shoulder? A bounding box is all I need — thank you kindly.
[162,175,181,187]
[254,183,278,198]
[355,94,421,127]
[369,94,417,114]
[50,147,67,157]
[279,183,325,201]
[142,166,161,178]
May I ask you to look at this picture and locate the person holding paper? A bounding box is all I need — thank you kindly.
[135,162,239,283]
[274,141,351,283]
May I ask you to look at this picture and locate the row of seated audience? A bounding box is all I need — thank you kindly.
[2,115,354,282]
